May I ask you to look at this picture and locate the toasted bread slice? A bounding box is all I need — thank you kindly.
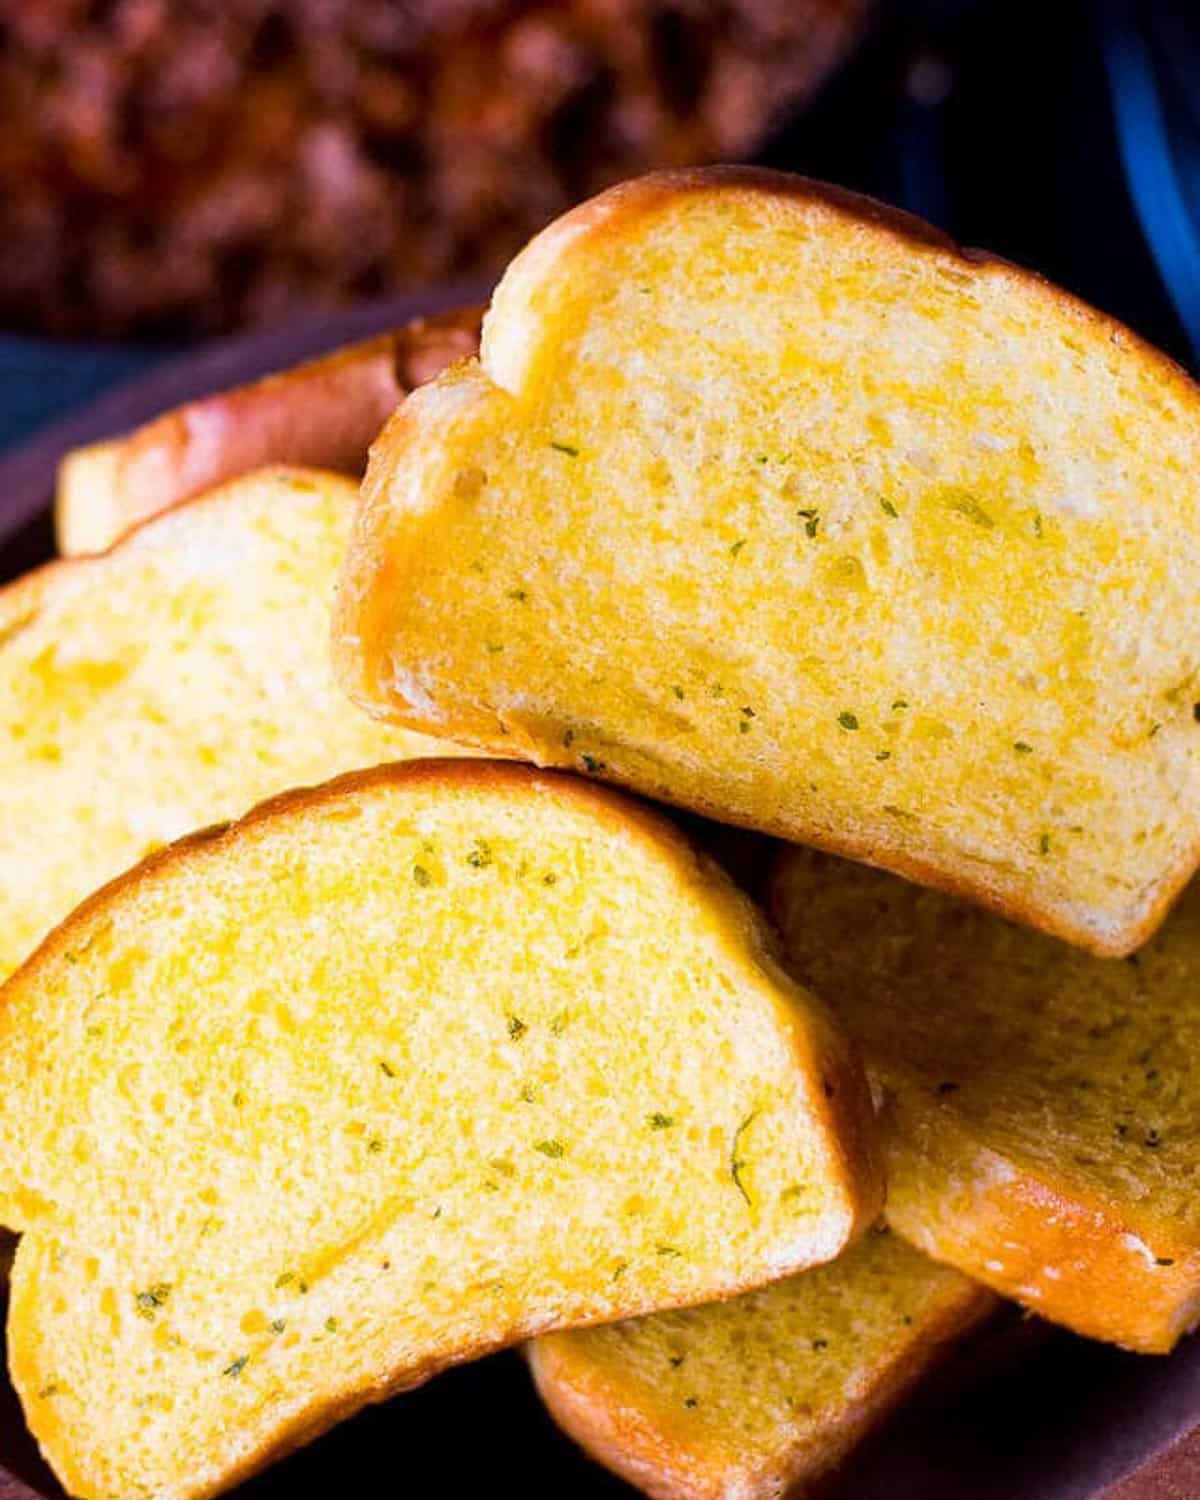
[771,844,1200,1352]
[336,166,1200,957]
[531,1229,995,1500]
[0,760,881,1500]
[0,465,463,983]
[55,308,483,556]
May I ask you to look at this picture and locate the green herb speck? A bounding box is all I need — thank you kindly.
[535,1138,566,1159]
[1013,741,1033,754]
[944,491,995,529]
[730,1110,758,1207]
[467,838,493,869]
[549,1012,569,1037]
[134,1284,172,1321]
[838,711,859,731]
[729,539,746,557]
[485,642,504,654]
[507,1015,528,1041]
[269,1319,286,1334]
[379,1060,396,1078]
[222,1357,247,1378]
[506,588,528,602]
[796,507,820,538]
[672,685,685,700]
[325,1318,338,1333]
[580,754,606,773]
[880,498,898,518]
[232,1091,246,1108]
[413,864,432,887]
[549,441,579,457]
[648,1112,675,1130]
[656,1245,682,1258]
[684,1397,699,1408]
[892,699,908,710]
[875,750,891,761]
[37,1385,59,1399]
[1033,513,1043,538]
[1039,833,1051,856]
[612,1261,628,1281]
[367,1138,384,1154]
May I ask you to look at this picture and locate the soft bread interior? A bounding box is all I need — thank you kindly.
[337,168,1200,956]
[0,762,879,1500]
[771,844,1200,1352]
[0,465,460,982]
[531,1229,994,1500]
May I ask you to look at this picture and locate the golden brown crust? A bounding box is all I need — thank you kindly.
[489,164,1199,400]
[875,1086,1200,1354]
[55,306,483,555]
[528,1275,997,1500]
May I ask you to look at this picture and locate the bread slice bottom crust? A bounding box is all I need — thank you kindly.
[530,1229,995,1500]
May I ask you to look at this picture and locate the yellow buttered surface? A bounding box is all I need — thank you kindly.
[0,466,462,982]
[338,168,1200,956]
[0,762,879,1500]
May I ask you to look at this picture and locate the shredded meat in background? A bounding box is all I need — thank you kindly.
[0,0,868,338]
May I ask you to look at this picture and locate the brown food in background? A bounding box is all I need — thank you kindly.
[0,0,869,339]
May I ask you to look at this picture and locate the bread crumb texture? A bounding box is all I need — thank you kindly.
[338,167,1200,956]
[0,762,877,1500]
[0,466,463,982]
[532,1228,994,1500]
[772,843,1200,1351]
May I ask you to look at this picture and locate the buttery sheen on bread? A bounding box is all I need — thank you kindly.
[55,308,482,555]
[337,167,1200,956]
[0,760,880,1500]
[531,1229,994,1500]
[771,844,1200,1352]
[0,465,460,982]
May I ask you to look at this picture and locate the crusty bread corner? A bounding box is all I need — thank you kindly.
[55,307,483,556]
[529,1230,996,1500]
[0,758,881,1500]
[770,844,1200,1353]
[337,166,1200,958]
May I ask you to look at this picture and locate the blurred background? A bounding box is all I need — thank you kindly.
[0,0,1197,450]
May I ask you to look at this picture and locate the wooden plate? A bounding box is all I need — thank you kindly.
[0,292,1196,1500]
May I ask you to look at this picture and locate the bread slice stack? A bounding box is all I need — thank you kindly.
[769,844,1200,1353]
[0,762,879,1500]
[4,164,1200,1500]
